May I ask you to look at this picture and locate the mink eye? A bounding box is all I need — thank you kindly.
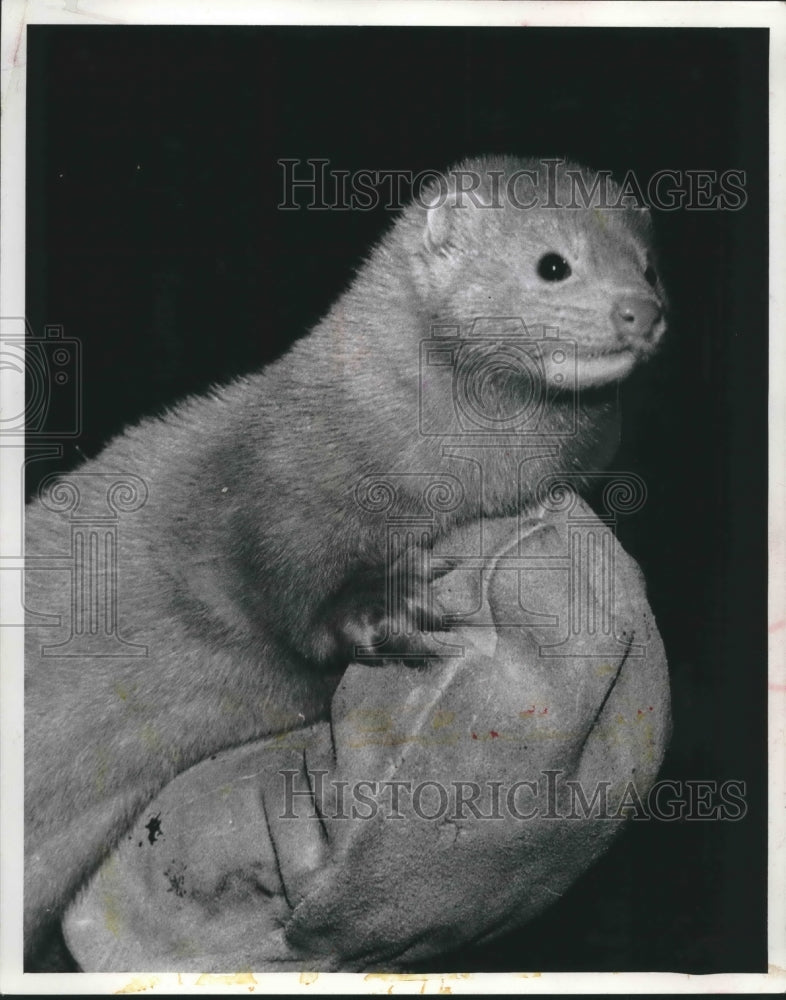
[644,264,658,287]
[537,253,572,282]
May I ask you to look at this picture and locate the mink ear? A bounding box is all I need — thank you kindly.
[424,196,454,252]
[424,187,491,252]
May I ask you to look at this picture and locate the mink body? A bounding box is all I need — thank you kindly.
[24,157,666,964]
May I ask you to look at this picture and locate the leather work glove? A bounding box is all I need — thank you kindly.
[63,500,671,971]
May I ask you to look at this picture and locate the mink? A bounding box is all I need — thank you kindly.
[24,156,666,964]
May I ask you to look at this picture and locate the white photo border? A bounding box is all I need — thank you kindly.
[1,1,783,994]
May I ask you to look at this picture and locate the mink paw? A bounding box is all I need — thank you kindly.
[337,573,461,666]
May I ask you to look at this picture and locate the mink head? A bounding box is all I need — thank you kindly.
[403,156,667,391]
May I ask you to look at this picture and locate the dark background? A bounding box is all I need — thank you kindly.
[26,26,768,972]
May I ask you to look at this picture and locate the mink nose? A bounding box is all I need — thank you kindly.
[611,296,662,341]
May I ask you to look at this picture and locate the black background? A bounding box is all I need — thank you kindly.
[26,26,767,972]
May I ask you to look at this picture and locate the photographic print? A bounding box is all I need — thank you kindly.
[1,1,782,993]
